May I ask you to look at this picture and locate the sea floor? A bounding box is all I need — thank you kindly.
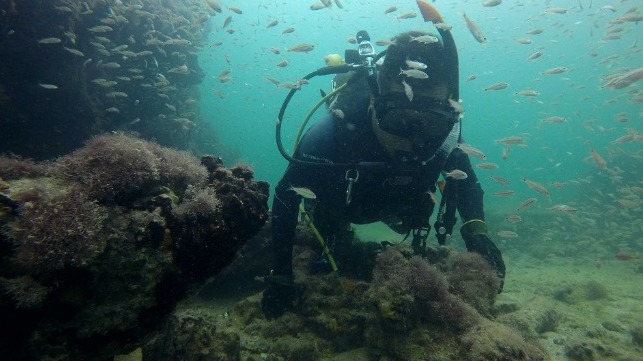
[501,253,643,361]
[353,222,643,360]
[135,222,642,361]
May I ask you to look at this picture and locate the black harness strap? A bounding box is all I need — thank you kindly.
[434,177,458,245]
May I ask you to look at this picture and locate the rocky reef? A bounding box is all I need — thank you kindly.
[0,133,269,360]
[143,228,549,361]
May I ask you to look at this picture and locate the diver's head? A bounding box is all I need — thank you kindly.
[372,31,460,164]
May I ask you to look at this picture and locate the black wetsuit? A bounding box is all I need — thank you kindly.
[271,109,485,276]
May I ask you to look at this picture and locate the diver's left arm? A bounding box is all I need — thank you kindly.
[447,148,506,292]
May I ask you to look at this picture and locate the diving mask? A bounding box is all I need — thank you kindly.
[374,92,459,139]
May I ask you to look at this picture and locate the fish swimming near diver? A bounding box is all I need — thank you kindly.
[462,13,486,43]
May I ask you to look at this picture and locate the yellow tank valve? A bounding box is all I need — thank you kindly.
[324,53,345,67]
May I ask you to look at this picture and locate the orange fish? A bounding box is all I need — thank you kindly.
[437,179,446,193]
[416,0,444,23]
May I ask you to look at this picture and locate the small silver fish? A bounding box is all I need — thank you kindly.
[549,204,578,213]
[287,43,315,53]
[38,83,58,89]
[475,162,499,170]
[265,76,280,85]
[277,82,301,90]
[105,91,128,98]
[164,39,191,46]
[490,175,510,186]
[405,59,427,70]
[526,28,544,35]
[483,0,502,7]
[457,143,486,160]
[434,23,453,31]
[396,12,417,20]
[222,16,232,28]
[493,190,516,197]
[63,47,85,56]
[168,64,189,74]
[516,197,537,211]
[384,6,397,14]
[484,82,509,91]
[448,98,464,113]
[514,90,540,97]
[463,13,486,43]
[289,186,316,199]
[331,109,345,119]
[541,116,566,123]
[427,191,440,204]
[88,25,113,33]
[310,2,328,10]
[521,178,550,197]
[514,37,532,44]
[410,34,438,44]
[402,79,413,101]
[494,136,524,145]
[542,67,567,75]
[38,37,62,44]
[399,68,428,79]
[375,39,394,46]
[445,169,468,180]
[101,62,121,69]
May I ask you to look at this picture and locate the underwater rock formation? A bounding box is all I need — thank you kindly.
[159,240,549,361]
[0,133,269,360]
[0,0,221,159]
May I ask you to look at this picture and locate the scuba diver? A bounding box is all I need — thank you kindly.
[262,28,506,319]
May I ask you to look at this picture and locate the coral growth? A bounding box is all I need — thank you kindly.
[0,155,50,180]
[54,134,162,202]
[446,251,502,316]
[169,156,269,279]
[230,162,255,181]
[145,308,242,361]
[185,242,549,361]
[172,185,221,221]
[367,248,473,330]
[54,133,208,203]
[0,134,269,360]
[0,275,49,308]
[361,247,547,360]
[149,143,209,190]
[406,255,449,303]
[460,318,548,361]
[7,189,108,273]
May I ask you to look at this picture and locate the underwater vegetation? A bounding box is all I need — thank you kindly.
[145,236,549,361]
[0,133,269,360]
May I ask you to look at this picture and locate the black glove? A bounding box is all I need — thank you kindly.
[261,273,296,319]
[460,220,506,293]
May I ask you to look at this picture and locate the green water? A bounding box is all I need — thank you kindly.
[198,0,641,229]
